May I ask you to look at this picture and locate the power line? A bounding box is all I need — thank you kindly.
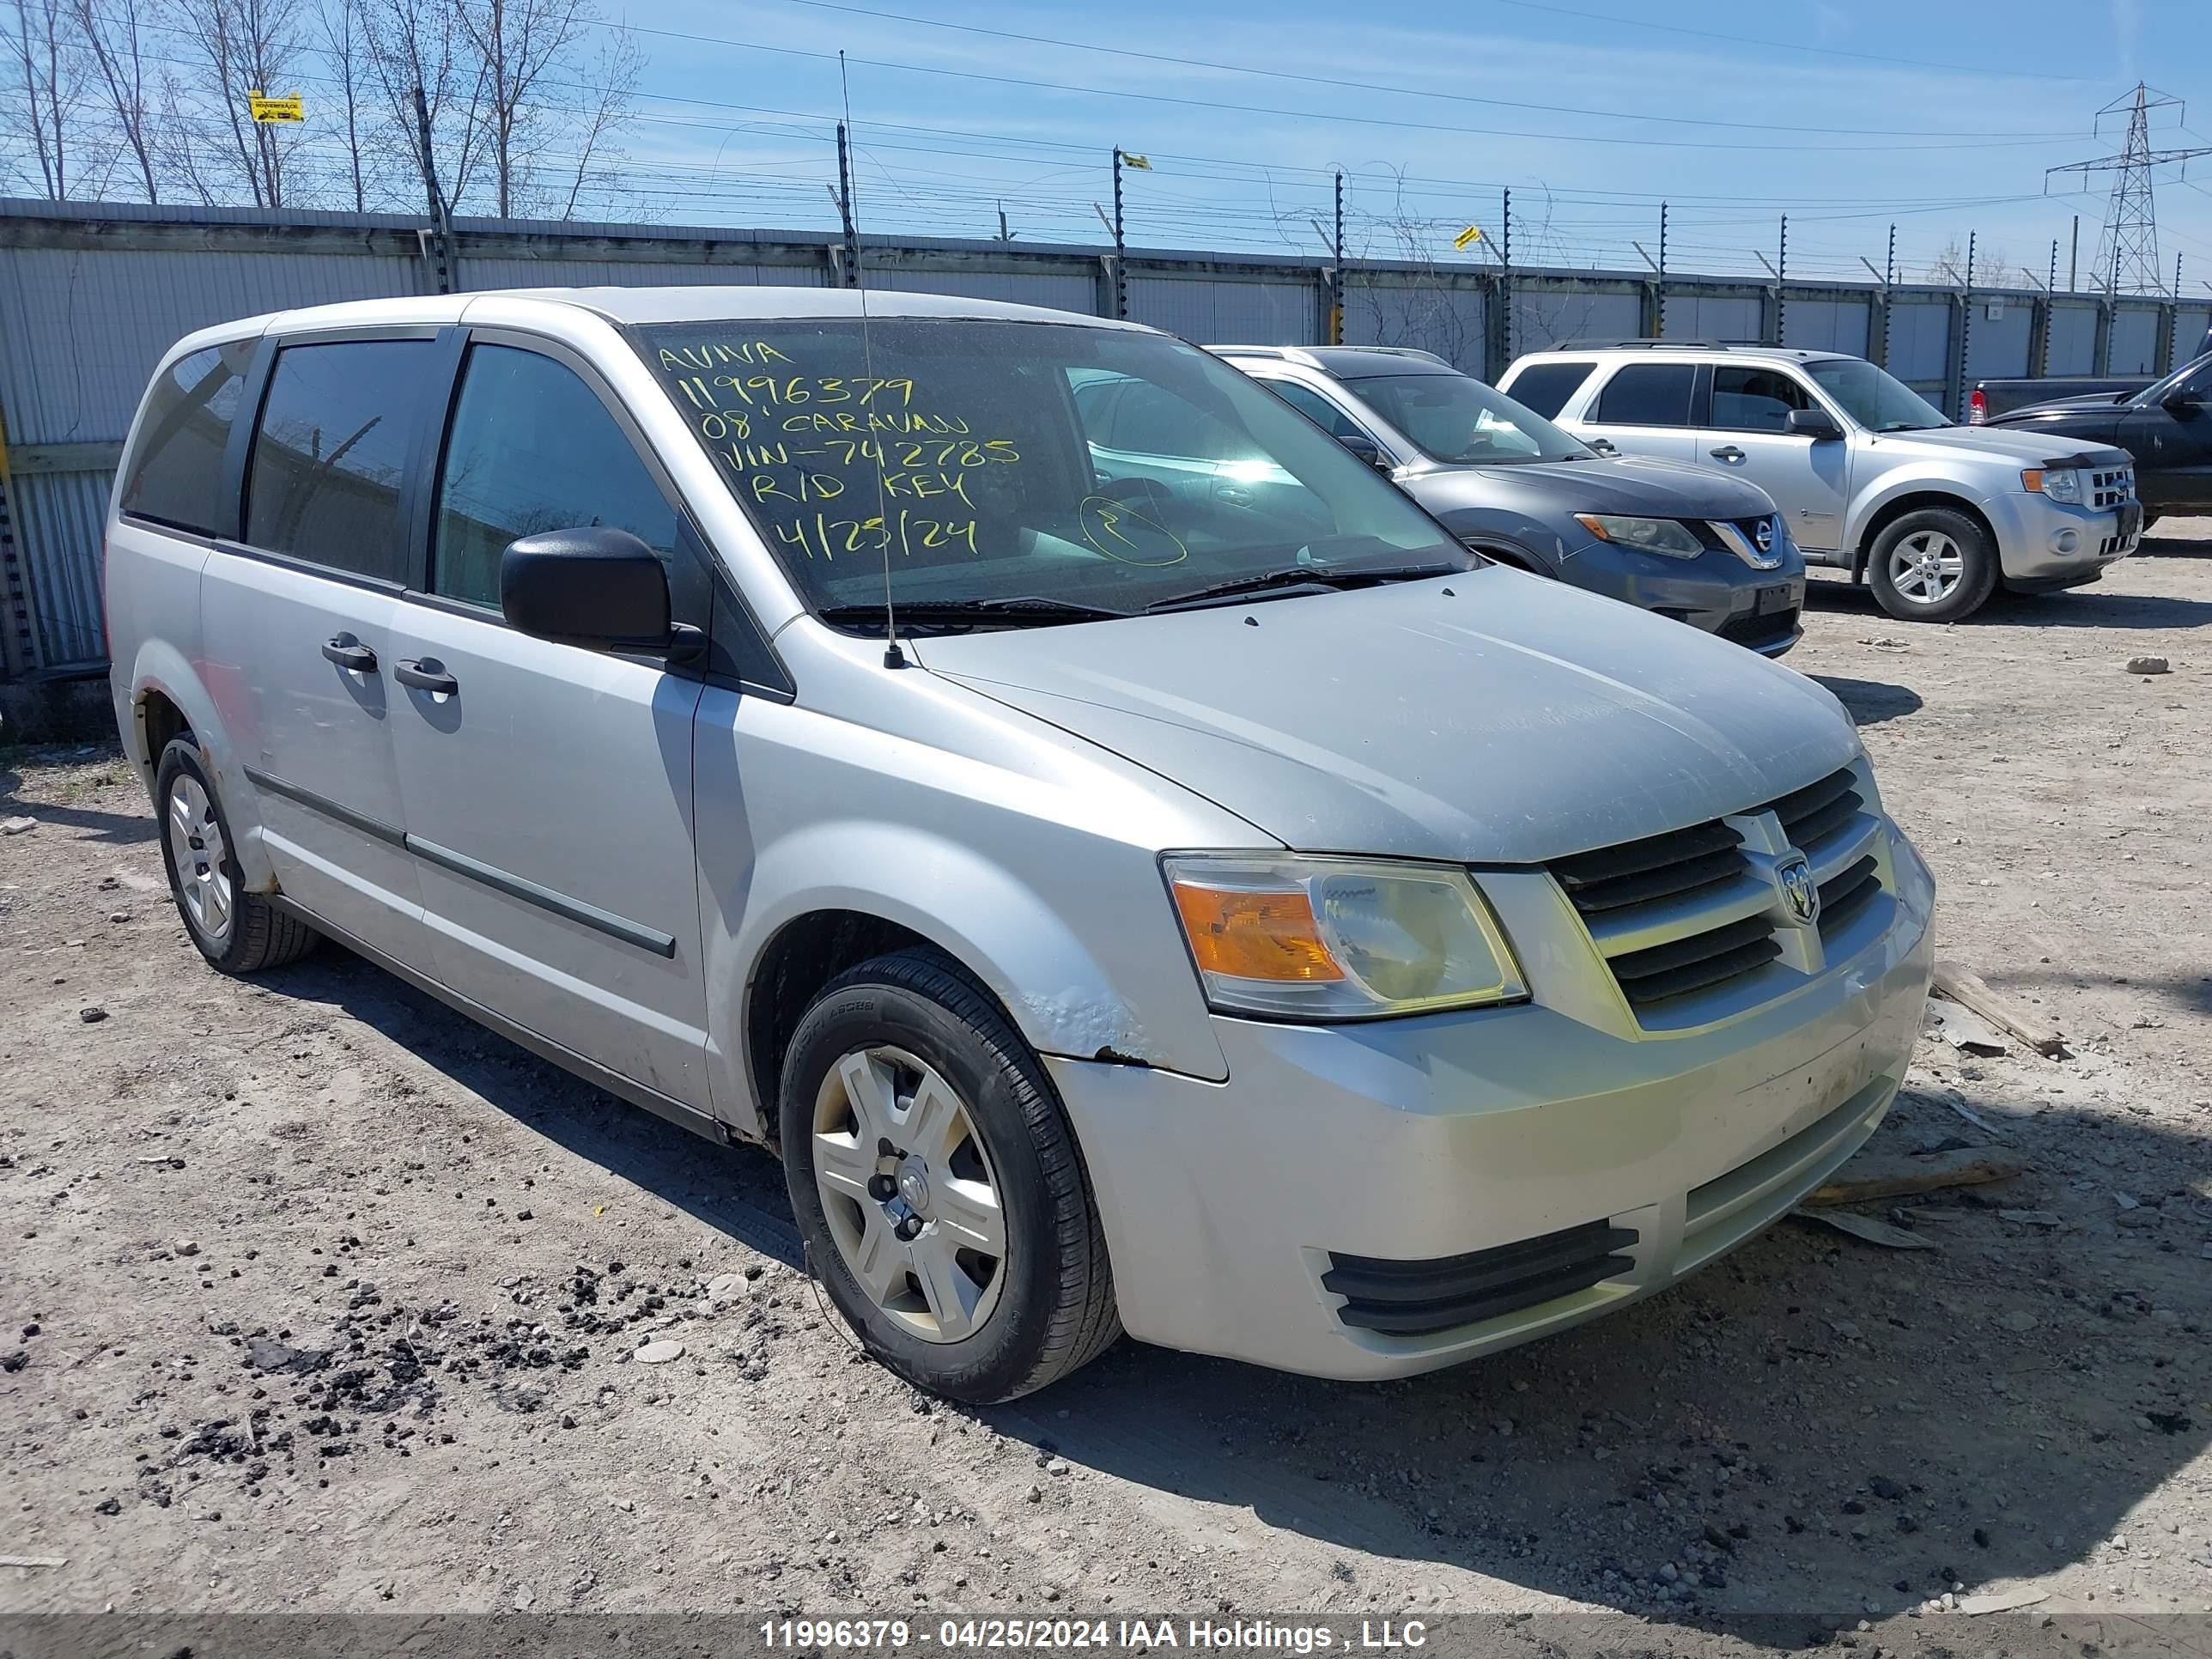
[1487,0,2104,83]
[747,0,2089,141]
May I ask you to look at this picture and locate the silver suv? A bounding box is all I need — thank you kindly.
[107,288,1934,1401]
[1503,340,2143,622]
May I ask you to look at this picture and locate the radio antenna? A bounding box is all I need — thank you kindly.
[840,51,904,669]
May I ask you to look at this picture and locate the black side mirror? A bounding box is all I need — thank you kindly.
[1337,431,1393,473]
[501,526,688,656]
[1784,407,1843,441]
[2163,392,2203,416]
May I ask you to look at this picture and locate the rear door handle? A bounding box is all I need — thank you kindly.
[321,635,378,672]
[393,658,459,696]
[1711,445,1747,462]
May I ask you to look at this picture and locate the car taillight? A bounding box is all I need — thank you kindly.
[1968,387,1986,424]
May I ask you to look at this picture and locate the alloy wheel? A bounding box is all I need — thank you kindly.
[811,1045,1008,1343]
[166,775,234,945]
[1887,530,1964,604]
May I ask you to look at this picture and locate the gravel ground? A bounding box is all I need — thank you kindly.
[2,525,2208,1640]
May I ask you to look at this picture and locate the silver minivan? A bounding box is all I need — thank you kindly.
[107,288,1935,1401]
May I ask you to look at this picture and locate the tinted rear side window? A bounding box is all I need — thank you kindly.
[1504,360,1595,419]
[1592,362,1698,427]
[246,339,429,580]
[120,341,256,535]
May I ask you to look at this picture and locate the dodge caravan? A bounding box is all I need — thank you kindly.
[107,289,1936,1401]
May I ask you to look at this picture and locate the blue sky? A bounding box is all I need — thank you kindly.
[605,0,2212,290]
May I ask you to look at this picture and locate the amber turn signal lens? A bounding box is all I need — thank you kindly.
[1170,881,1345,982]
[2021,469,2045,494]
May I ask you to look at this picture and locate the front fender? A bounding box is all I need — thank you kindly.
[1844,467,2001,562]
[710,820,1229,1139]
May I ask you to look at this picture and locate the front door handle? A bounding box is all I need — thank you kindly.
[321,635,378,672]
[393,657,459,696]
[1711,445,1747,463]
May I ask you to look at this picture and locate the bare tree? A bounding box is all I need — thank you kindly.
[363,0,489,215]
[71,0,159,200]
[551,22,635,218]
[319,0,385,210]
[453,0,582,216]
[171,0,313,207]
[3,0,92,198]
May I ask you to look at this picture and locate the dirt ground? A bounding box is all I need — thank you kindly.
[3,526,2208,1644]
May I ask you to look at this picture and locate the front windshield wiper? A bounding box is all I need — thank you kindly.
[817,597,1130,632]
[1877,421,1944,432]
[1144,561,1462,613]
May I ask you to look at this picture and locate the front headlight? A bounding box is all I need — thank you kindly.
[2025,466,2081,504]
[1574,514,1706,559]
[1164,854,1528,1019]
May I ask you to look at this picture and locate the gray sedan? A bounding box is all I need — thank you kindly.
[1212,346,1806,655]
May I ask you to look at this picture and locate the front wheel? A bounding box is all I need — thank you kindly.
[779,950,1120,1402]
[1866,507,1998,623]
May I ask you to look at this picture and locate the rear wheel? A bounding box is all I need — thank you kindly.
[1866,507,1998,623]
[779,950,1119,1401]
[155,738,319,973]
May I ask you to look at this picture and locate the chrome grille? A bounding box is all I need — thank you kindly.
[1550,763,1893,1023]
[2088,465,2134,510]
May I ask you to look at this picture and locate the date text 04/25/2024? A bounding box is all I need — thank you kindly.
[757,1620,1433,1651]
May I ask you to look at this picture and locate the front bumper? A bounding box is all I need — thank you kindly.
[1052,830,1935,1381]
[1989,491,2142,584]
[1559,541,1804,656]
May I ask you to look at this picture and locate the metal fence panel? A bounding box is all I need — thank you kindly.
[453,256,821,291]
[1886,299,1953,386]
[1341,278,1485,374]
[1510,288,1639,354]
[2175,303,2212,361]
[867,267,1098,313]
[1781,299,1870,356]
[1668,294,1761,343]
[11,470,112,669]
[2110,307,2161,374]
[1127,276,1317,343]
[1963,296,2034,381]
[0,244,419,446]
[2046,302,2098,374]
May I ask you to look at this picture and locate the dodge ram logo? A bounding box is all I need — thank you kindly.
[1775,853,1820,928]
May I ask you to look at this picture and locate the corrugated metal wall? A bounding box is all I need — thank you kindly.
[1668,295,1761,343]
[1125,275,1317,343]
[2047,303,2099,374]
[4,199,2205,675]
[1340,278,1485,373]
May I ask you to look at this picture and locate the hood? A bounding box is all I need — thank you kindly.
[913,569,1859,866]
[1865,423,2132,469]
[1994,390,2136,419]
[1401,453,1776,521]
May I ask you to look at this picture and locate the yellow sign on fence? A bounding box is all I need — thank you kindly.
[1121,153,1152,170]
[249,91,303,124]
[1453,225,1485,251]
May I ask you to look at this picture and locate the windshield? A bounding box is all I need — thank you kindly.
[1348,372,1591,464]
[1805,358,1948,432]
[634,319,1464,623]
[2136,349,2212,406]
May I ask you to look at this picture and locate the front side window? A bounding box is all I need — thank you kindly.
[1803,358,1948,433]
[1592,362,1698,427]
[1347,373,1589,465]
[1709,367,1814,433]
[246,339,429,580]
[2138,349,2212,408]
[120,340,256,535]
[1263,380,1367,440]
[1503,360,1596,419]
[634,319,1462,623]
[433,345,679,610]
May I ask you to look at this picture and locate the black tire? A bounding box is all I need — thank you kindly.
[154,738,319,974]
[779,949,1120,1402]
[1865,507,1998,623]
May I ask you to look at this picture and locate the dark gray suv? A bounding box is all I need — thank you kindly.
[1213,346,1806,655]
